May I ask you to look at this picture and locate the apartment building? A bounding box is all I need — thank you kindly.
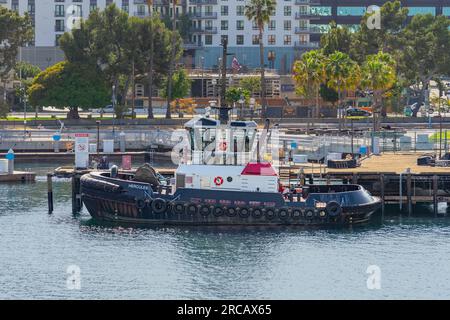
[1,0,449,72]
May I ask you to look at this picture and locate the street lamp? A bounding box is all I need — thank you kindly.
[112,84,116,137]
[200,56,205,98]
[96,120,101,155]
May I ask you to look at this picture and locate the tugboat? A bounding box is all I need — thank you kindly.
[80,39,381,226]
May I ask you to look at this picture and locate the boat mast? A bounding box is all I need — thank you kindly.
[219,37,231,124]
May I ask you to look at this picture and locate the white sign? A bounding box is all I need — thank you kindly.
[75,133,89,169]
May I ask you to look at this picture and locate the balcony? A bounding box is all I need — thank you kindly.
[190,26,217,34]
[134,11,149,17]
[294,41,320,49]
[295,12,321,19]
[55,26,65,32]
[183,41,204,50]
[133,0,147,4]
[189,12,218,19]
[190,0,218,5]
[54,12,65,17]
[295,0,320,5]
[295,26,321,34]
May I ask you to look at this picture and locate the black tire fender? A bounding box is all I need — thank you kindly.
[252,207,263,218]
[151,198,167,214]
[238,207,250,218]
[265,208,275,220]
[326,201,342,217]
[199,205,211,217]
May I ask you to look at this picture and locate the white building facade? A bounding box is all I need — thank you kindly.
[0,0,321,72]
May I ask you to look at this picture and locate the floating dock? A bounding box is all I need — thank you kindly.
[0,171,36,182]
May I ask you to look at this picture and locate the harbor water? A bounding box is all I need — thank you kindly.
[1,163,450,299]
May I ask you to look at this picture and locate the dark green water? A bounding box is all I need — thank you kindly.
[1,163,450,299]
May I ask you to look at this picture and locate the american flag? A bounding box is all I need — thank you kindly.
[231,56,242,71]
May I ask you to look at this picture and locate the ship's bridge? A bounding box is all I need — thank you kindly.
[184,116,258,165]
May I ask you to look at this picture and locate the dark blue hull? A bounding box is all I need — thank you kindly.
[80,173,381,227]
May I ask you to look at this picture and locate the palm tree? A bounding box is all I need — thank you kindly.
[245,0,276,118]
[361,51,396,131]
[146,0,154,119]
[292,50,326,118]
[165,0,179,119]
[325,51,360,130]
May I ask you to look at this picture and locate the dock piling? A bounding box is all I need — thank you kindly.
[433,175,438,217]
[47,173,53,214]
[406,169,412,216]
[380,174,385,219]
[71,175,82,214]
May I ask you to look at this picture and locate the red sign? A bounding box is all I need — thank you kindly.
[122,155,132,170]
[75,133,89,137]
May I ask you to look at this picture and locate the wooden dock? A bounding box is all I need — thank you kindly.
[0,171,36,182]
[279,153,450,216]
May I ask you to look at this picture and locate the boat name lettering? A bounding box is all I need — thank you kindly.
[204,199,217,204]
[219,199,232,205]
[234,200,246,206]
[249,201,261,206]
[128,184,149,190]
[190,198,202,203]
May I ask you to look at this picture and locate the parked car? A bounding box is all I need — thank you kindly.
[345,107,372,117]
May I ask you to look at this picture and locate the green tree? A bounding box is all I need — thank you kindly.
[319,84,339,107]
[239,76,261,97]
[351,1,408,63]
[0,7,33,103]
[225,87,251,104]
[28,61,110,119]
[293,50,326,117]
[361,51,396,130]
[0,100,9,118]
[161,69,192,100]
[401,14,450,109]
[320,21,353,56]
[325,51,360,129]
[245,0,277,118]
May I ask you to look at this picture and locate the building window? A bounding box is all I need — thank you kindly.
[221,6,228,16]
[205,35,212,45]
[221,35,228,44]
[55,34,62,46]
[310,6,332,16]
[284,6,291,16]
[284,35,291,45]
[55,5,65,17]
[268,35,276,45]
[407,7,436,16]
[268,20,276,30]
[236,20,244,30]
[55,19,65,32]
[252,35,259,45]
[221,20,228,30]
[236,6,244,16]
[252,21,258,30]
[337,7,366,16]
[284,20,291,31]
[443,7,450,16]
[236,35,244,45]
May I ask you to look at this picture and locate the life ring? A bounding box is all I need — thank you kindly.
[218,141,227,151]
[151,198,167,214]
[173,202,185,215]
[326,201,342,217]
[199,205,211,217]
[265,208,275,220]
[238,207,250,218]
[278,208,289,220]
[252,207,263,218]
[226,206,237,217]
[214,176,224,186]
[187,203,198,215]
[213,206,224,217]
[291,209,302,219]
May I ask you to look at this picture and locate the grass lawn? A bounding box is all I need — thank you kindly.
[429,131,450,141]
